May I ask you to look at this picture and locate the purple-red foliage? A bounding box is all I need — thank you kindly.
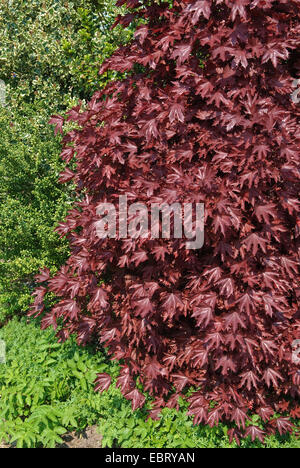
[31,0,300,443]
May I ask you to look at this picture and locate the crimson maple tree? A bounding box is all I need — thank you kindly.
[31,0,300,443]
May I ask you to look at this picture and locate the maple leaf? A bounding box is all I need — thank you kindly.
[60,147,75,163]
[133,297,154,318]
[244,337,258,363]
[62,299,80,320]
[239,371,259,391]
[262,271,280,289]
[95,373,112,393]
[125,389,146,411]
[49,115,64,135]
[88,287,109,310]
[260,339,277,358]
[236,293,256,316]
[169,103,185,123]
[172,374,189,392]
[228,428,241,446]
[213,215,231,236]
[262,47,288,68]
[216,355,237,375]
[171,44,192,65]
[163,354,177,371]
[245,426,265,443]
[191,349,208,367]
[189,406,208,425]
[207,408,222,427]
[243,233,267,255]
[290,407,300,419]
[35,268,50,283]
[231,407,248,430]
[77,317,96,344]
[131,250,148,266]
[116,367,133,393]
[225,312,247,333]
[257,407,274,422]
[152,245,169,261]
[231,0,248,21]
[280,257,298,276]
[208,92,231,108]
[226,333,244,351]
[262,294,284,317]
[99,327,119,344]
[253,144,269,159]
[213,46,235,62]
[185,0,211,22]
[118,254,129,268]
[58,168,75,183]
[146,359,167,380]
[233,49,248,68]
[41,313,57,330]
[143,119,158,140]
[134,25,148,45]
[203,266,223,284]
[255,204,276,224]
[32,286,47,304]
[217,278,234,297]
[204,332,223,351]
[162,293,184,313]
[192,307,213,328]
[275,417,294,436]
[196,81,214,97]
[263,368,284,388]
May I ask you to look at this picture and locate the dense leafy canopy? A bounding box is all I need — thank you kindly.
[32,0,300,443]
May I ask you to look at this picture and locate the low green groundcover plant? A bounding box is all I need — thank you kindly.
[0,318,299,448]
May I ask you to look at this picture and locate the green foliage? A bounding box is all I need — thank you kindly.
[0,0,133,322]
[0,318,119,447]
[0,0,133,105]
[0,318,299,448]
[100,399,300,449]
[0,103,72,322]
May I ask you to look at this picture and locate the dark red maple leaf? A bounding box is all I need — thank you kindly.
[239,371,259,391]
[275,417,294,436]
[95,373,112,393]
[263,368,284,388]
[245,426,265,443]
[125,389,146,411]
[48,115,64,135]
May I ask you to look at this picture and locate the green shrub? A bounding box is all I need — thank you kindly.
[0,0,133,321]
[0,103,73,322]
[0,0,133,105]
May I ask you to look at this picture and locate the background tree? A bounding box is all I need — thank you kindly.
[0,0,133,322]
